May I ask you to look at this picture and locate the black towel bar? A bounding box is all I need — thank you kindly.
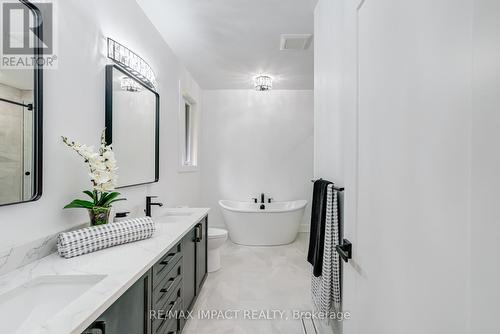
[310,179,345,192]
[336,239,352,263]
[0,97,33,110]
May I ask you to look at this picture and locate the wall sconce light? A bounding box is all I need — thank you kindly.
[107,38,158,91]
[254,75,272,91]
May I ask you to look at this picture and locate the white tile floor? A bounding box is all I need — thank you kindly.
[183,233,314,334]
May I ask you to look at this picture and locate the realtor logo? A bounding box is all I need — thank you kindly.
[1,0,57,68]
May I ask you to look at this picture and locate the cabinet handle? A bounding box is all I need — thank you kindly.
[168,297,180,313]
[160,277,176,294]
[160,253,175,265]
[195,223,203,242]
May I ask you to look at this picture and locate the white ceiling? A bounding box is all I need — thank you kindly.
[136,0,316,90]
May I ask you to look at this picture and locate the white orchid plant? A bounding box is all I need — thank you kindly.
[61,130,125,211]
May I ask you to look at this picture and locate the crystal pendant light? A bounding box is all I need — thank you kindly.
[254,75,272,91]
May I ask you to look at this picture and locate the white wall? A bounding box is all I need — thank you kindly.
[200,90,314,229]
[470,0,500,331]
[0,0,201,249]
[314,0,500,334]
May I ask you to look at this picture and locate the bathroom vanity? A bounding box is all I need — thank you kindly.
[83,215,207,334]
[84,215,207,334]
[0,208,209,334]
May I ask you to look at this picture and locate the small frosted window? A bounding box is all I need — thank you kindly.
[180,96,198,171]
[184,102,194,165]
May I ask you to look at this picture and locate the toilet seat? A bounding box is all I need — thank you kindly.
[208,228,228,239]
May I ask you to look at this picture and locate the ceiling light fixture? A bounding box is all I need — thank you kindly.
[254,75,272,91]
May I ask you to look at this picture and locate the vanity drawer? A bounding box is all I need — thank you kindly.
[153,259,182,309]
[153,284,182,334]
[153,242,182,288]
[155,316,180,334]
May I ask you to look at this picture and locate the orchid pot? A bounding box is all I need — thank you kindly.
[88,206,111,226]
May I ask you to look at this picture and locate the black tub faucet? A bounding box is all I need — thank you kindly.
[145,196,163,217]
[260,193,265,203]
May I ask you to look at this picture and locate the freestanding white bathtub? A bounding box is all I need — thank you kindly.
[218,200,307,246]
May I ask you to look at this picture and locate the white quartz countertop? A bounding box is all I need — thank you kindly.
[0,208,210,334]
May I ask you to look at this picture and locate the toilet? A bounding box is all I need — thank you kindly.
[207,228,228,272]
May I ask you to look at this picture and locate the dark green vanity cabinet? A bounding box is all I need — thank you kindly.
[180,218,208,330]
[83,272,151,334]
[181,228,196,312]
[196,219,208,294]
[83,217,208,334]
[152,241,183,334]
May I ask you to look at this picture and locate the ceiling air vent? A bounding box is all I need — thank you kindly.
[280,34,313,50]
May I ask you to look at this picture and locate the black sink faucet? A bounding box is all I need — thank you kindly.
[145,196,163,217]
[260,193,265,203]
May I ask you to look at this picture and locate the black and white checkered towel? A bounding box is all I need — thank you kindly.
[312,184,341,315]
[57,217,156,259]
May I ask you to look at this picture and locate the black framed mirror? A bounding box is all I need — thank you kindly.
[105,65,159,188]
[0,0,43,207]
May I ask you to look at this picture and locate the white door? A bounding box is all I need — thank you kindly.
[469,1,500,332]
[342,1,472,333]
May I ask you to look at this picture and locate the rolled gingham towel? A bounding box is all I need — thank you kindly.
[57,217,156,259]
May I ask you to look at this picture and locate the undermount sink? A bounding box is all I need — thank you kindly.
[154,209,198,223]
[162,215,190,223]
[155,214,192,224]
[160,210,196,217]
[0,275,106,334]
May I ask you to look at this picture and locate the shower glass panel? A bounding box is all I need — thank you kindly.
[0,94,34,203]
[0,0,43,206]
